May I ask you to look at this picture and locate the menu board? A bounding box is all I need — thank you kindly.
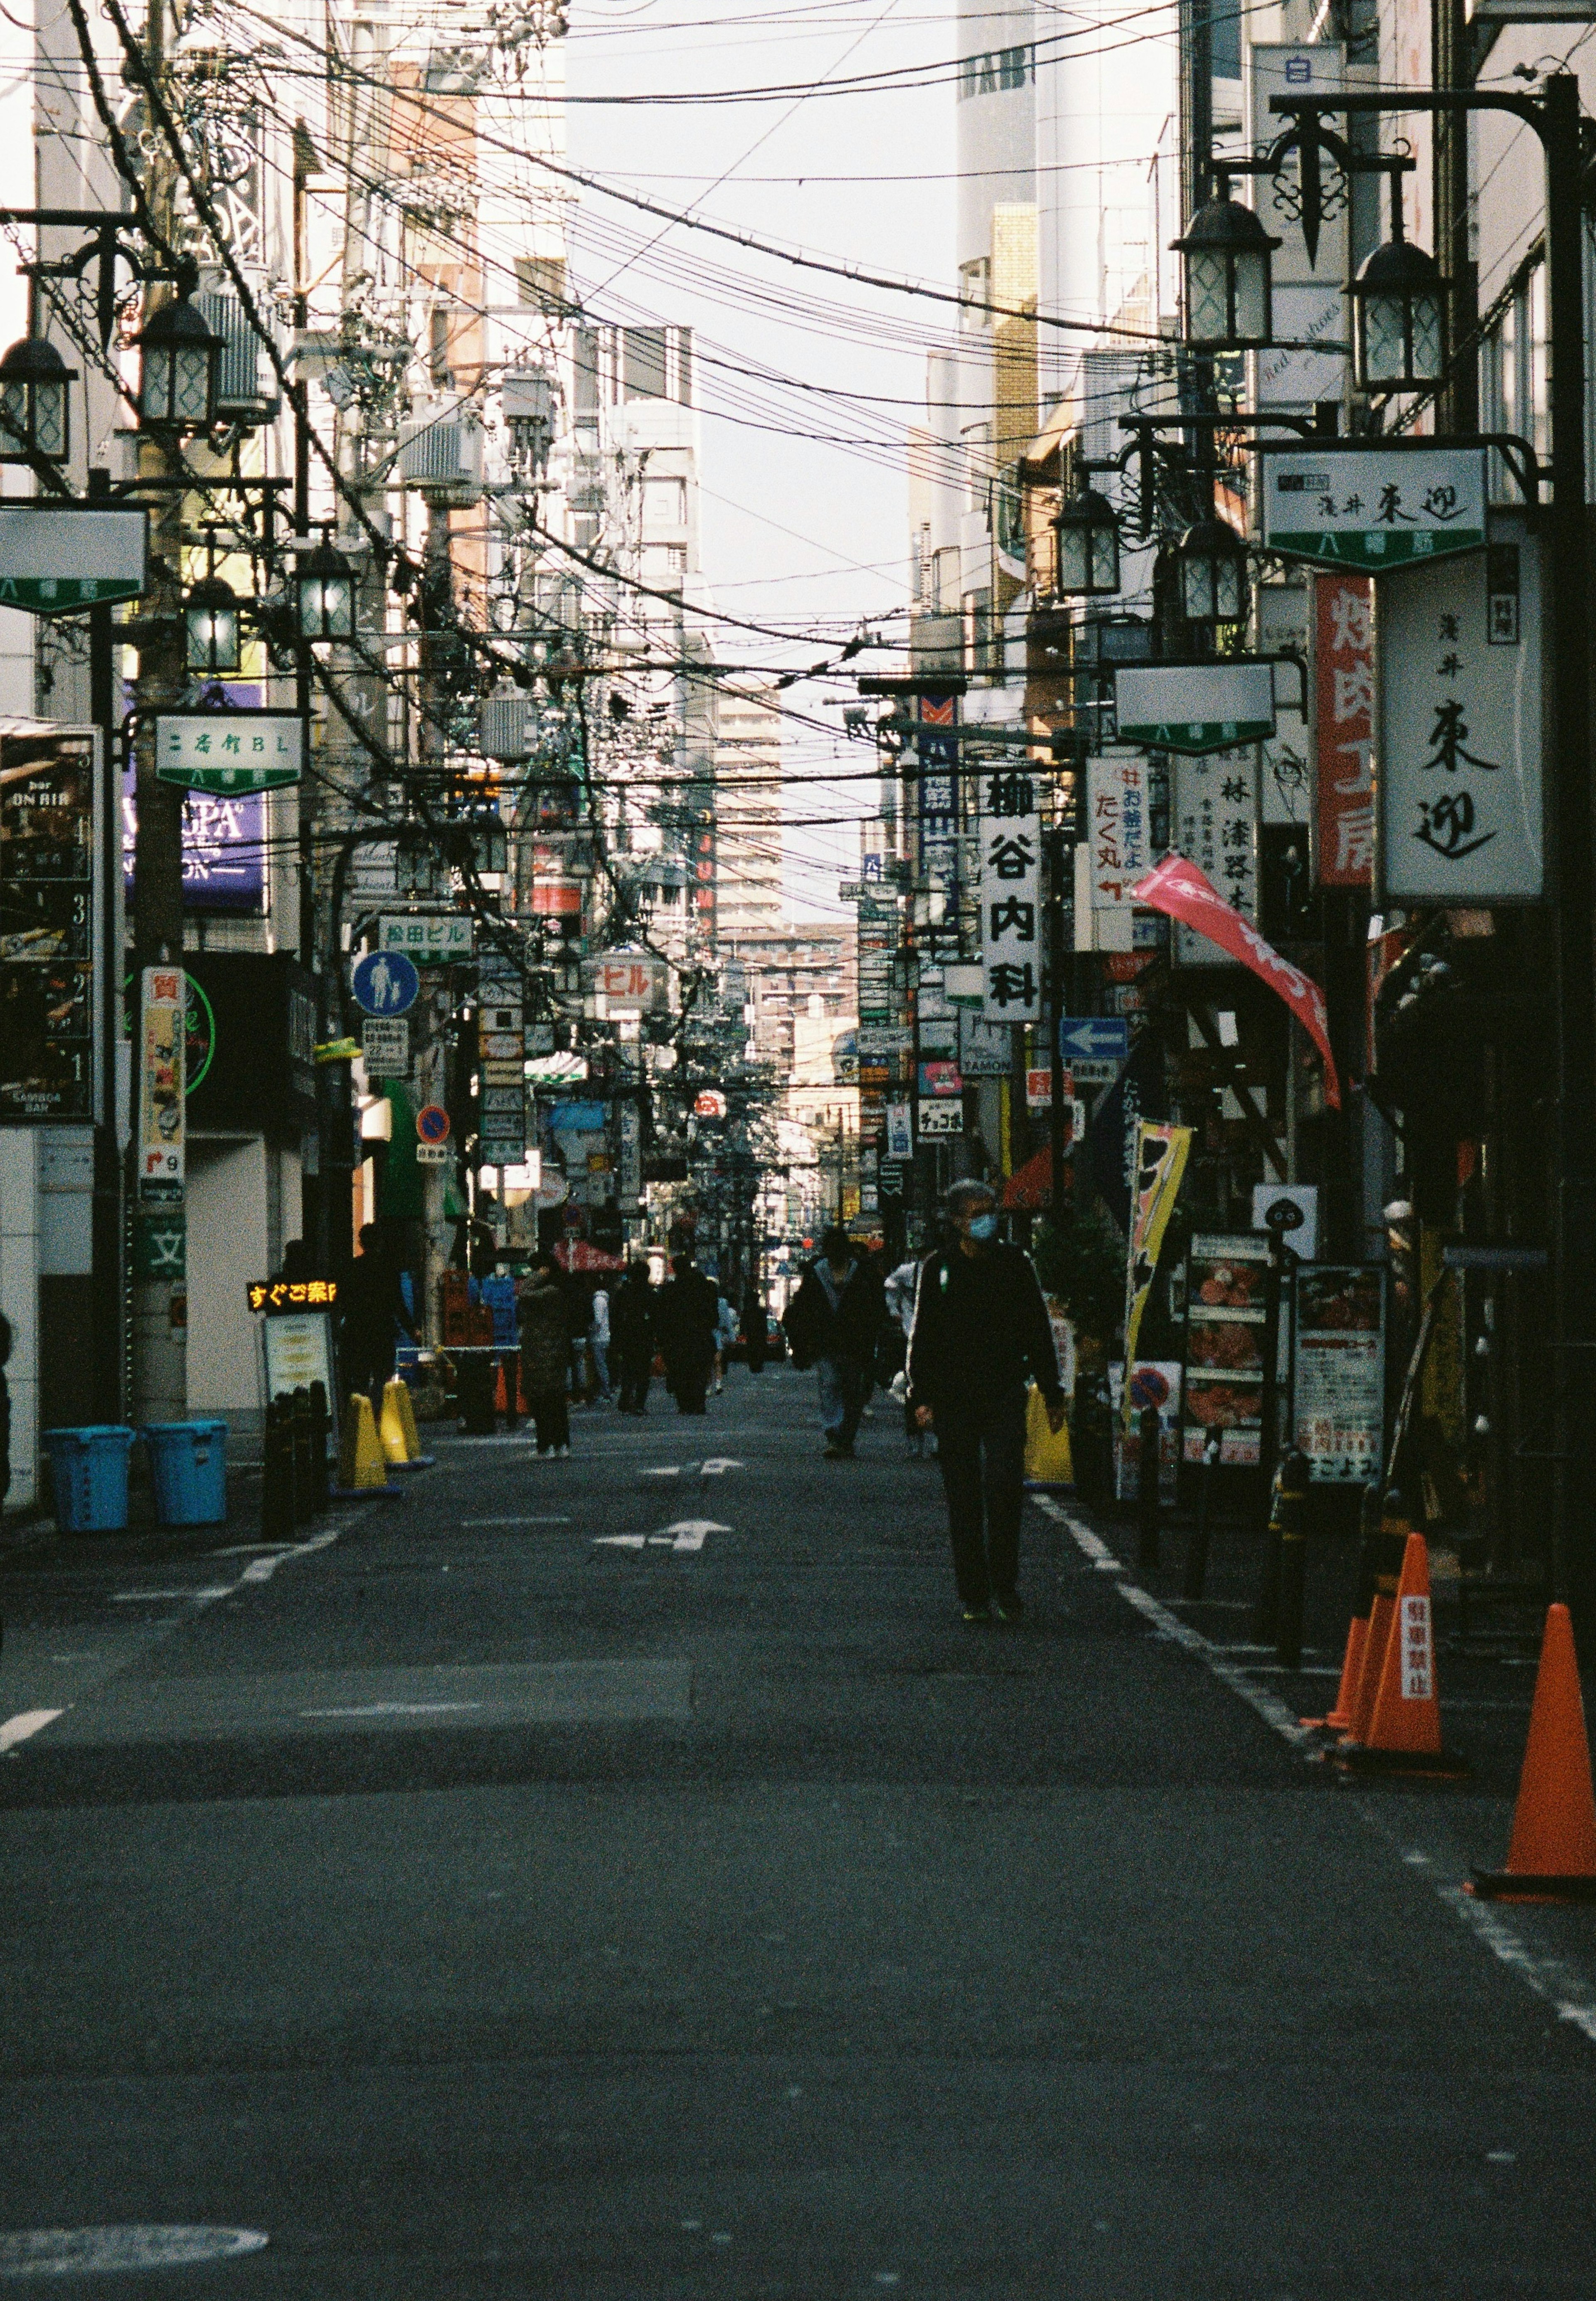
[1184,1233,1271,1465]
[0,732,96,1121]
[1293,1265,1386,1484]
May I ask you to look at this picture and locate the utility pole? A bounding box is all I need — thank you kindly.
[128,0,188,1425]
[1045,823,1069,1228]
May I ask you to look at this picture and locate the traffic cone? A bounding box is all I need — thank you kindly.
[1303,1611,1369,1733]
[378,1379,413,1466]
[1338,1530,1468,1775]
[1470,1606,1596,1901]
[339,1393,389,1490]
[494,1359,509,1416]
[395,1377,424,1461]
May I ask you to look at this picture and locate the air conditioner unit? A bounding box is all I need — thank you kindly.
[399,398,484,506]
[479,686,536,762]
[196,288,280,426]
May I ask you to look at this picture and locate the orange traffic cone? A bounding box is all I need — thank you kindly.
[1338,1530,1468,1776]
[1345,1586,1398,1746]
[1469,1605,1596,1901]
[1303,1612,1369,1733]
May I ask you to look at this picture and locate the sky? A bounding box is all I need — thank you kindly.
[564,0,958,917]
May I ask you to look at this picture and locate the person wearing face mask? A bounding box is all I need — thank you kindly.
[906,1176,1067,1622]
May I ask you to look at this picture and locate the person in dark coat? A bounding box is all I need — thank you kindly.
[610,1261,657,1414]
[340,1222,417,1412]
[741,1280,769,1375]
[657,1254,720,1414]
[518,1254,573,1455]
[783,1224,885,1458]
[907,1177,1066,1622]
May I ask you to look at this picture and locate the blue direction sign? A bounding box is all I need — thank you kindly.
[352,949,420,1018]
[1059,1017,1130,1065]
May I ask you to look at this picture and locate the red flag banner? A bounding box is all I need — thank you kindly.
[1131,854,1342,1110]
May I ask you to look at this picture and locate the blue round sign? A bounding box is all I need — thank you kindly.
[352,949,420,1017]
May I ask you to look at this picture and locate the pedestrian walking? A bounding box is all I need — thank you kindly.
[590,1283,613,1403]
[883,1254,925,1455]
[518,1254,573,1455]
[741,1280,769,1374]
[783,1224,885,1458]
[906,1178,1066,1622]
[340,1222,418,1414]
[658,1254,720,1414]
[714,1291,738,1394]
[610,1261,657,1414]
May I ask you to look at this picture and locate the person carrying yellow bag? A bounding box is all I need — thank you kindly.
[1024,1381,1074,1487]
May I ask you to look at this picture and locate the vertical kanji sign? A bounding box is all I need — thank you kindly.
[979,766,1042,1022]
[1315,572,1373,887]
[1172,750,1258,966]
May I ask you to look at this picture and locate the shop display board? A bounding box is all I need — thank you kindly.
[1292,1264,1386,1483]
[1183,1233,1271,1466]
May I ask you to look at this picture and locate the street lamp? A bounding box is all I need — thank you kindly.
[0,331,74,461]
[1172,176,1280,351]
[1351,209,1447,392]
[1053,477,1121,597]
[184,573,240,677]
[296,534,355,643]
[1177,516,1249,623]
[135,288,222,431]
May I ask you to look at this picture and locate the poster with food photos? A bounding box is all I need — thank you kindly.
[1293,1265,1386,1483]
[1183,1233,1271,1466]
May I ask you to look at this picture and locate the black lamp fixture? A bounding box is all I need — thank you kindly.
[135,283,222,432]
[184,528,241,677]
[296,530,355,643]
[1172,170,1280,351]
[0,330,74,462]
[1177,516,1249,624]
[1053,475,1121,597]
[1351,183,1447,392]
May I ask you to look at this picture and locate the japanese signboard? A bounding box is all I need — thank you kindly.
[1079,755,1151,959]
[1114,663,1276,754]
[126,776,268,915]
[1171,750,1259,966]
[1376,520,1544,903]
[262,1311,336,1408]
[247,1278,340,1314]
[1264,447,1487,569]
[1122,1123,1192,1420]
[886,1102,914,1160]
[960,1011,1014,1077]
[138,966,185,1203]
[1247,46,1349,411]
[917,1098,964,1137]
[582,954,668,1012]
[154,711,304,795]
[0,730,97,1122]
[1184,1233,1271,1465]
[1293,1264,1386,1483]
[379,913,474,963]
[362,1017,409,1075]
[0,503,147,611]
[1315,573,1374,887]
[978,765,1042,1022]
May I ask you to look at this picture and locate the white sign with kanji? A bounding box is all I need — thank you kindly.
[1377,517,1544,904]
[978,765,1042,1023]
[1087,755,1151,912]
[1172,750,1259,967]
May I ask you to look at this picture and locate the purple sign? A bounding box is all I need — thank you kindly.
[123,682,268,915]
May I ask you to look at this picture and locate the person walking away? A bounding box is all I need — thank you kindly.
[518,1255,573,1455]
[907,1178,1065,1621]
[883,1254,925,1456]
[340,1223,418,1415]
[714,1291,738,1394]
[590,1283,613,1403]
[741,1280,769,1374]
[610,1261,656,1414]
[783,1224,885,1458]
[659,1254,719,1414]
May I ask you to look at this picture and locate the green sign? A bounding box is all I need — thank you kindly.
[1261,447,1487,571]
[122,968,216,1096]
[1113,663,1276,756]
[132,1206,186,1280]
[154,712,304,795]
[0,505,148,614]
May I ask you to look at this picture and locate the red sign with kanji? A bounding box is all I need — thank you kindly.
[1315,572,1373,888]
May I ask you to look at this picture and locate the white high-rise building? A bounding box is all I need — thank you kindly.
[714,680,784,940]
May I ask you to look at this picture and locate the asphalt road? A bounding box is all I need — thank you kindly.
[3,1366,1596,2298]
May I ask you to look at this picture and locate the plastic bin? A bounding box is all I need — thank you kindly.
[43,1425,136,1533]
[142,1419,229,1527]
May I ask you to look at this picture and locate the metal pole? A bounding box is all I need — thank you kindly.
[87,468,123,1423]
[1047,824,1068,1229]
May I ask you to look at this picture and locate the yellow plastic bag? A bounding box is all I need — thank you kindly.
[1024,1382,1074,1486]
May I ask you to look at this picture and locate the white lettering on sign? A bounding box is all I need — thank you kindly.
[1399,1593,1433,1701]
[978,765,1042,1023]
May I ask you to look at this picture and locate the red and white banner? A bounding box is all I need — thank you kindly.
[1315,572,1374,887]
[1131,854,1342,1109]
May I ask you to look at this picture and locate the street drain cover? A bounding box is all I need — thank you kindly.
[0,2229,268,2277]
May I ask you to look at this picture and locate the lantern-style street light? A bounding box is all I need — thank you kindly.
[297,533,356,643]
[1177,516,1249,625]
[184,572,240,677]
[0,331,74,462]
[1172,174,1281,351]
[1351,198,1448,392]
[1053,477,1121,597]
[136,287,222,431]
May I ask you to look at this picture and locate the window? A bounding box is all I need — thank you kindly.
[429,306,452,389]
[957,44,1031,98]
[515,256,567,311]
[624,327,668,401]
[1530,261,1549,465]
[959,258,991,331]
[643,477,688,533]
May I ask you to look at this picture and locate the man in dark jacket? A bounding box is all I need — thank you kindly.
[610,1261,657,1414]
[907,1178,1065,1621]
[783,1225,885,1458]
[340,1222,418,1413]
[657,1254,720,1414]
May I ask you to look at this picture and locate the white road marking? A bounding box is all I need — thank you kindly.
[0,1708,64,1753]
[205,1544,293,1557]
[1032,1491,1596,2051]
[298,1701,483,1720]
[642,1465,684,1480]
[239,1529,342,1584]
[0,2227,268,2276]
[593,1535,648,1549]
[661,1519,730,1552]
[462,1515,570,1526]
[699,1457,744,1476]
[112,1588,232,1603]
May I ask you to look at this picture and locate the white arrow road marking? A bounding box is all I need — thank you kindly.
[699,1458,744,1476]
[661,1520,731,1552]
[593,1535,649,1549]
[0,1708,65,1753]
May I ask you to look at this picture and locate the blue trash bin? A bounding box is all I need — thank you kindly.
[142,1420,229,1527]
[43,1426,136,1534]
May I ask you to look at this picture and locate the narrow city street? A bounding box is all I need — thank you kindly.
[4,1370,1596,2299]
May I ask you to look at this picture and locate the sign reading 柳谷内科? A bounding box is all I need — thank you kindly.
[1263,447,1487,570]
[978,764,1042,1023]
[1377,518,1544,904]
[154,712,304,794]
[1113,664,1276,755]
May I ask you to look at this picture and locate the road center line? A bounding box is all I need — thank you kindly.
[0,1708,65,1752]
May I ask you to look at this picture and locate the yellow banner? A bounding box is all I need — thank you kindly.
[1122,1121,1192,1425]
